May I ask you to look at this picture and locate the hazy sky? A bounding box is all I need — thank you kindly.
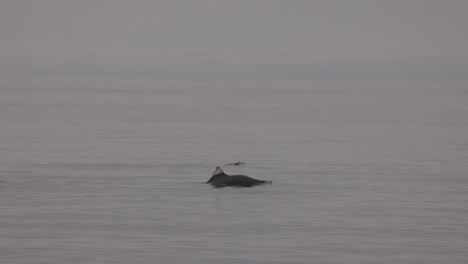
[1,0,467,86]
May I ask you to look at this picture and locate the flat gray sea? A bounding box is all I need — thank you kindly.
[1,84,467,263]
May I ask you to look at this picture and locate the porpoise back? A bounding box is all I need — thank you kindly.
[206,167,271,188]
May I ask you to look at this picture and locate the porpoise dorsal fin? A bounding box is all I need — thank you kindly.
[212,166,225,176]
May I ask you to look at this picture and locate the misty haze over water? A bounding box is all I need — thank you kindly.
[1,1,467,263]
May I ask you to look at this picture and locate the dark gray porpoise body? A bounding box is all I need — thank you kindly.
[206,167,272,187]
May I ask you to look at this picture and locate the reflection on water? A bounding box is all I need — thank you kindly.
[1,85,467,263]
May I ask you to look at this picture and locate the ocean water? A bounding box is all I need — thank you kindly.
[0,83,467,263]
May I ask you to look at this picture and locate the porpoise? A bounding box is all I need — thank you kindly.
[206,167,271,187]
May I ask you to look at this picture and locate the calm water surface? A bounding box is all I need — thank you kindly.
[1,84,467,263]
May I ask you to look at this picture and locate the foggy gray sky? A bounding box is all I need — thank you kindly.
[1,0,467,86]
